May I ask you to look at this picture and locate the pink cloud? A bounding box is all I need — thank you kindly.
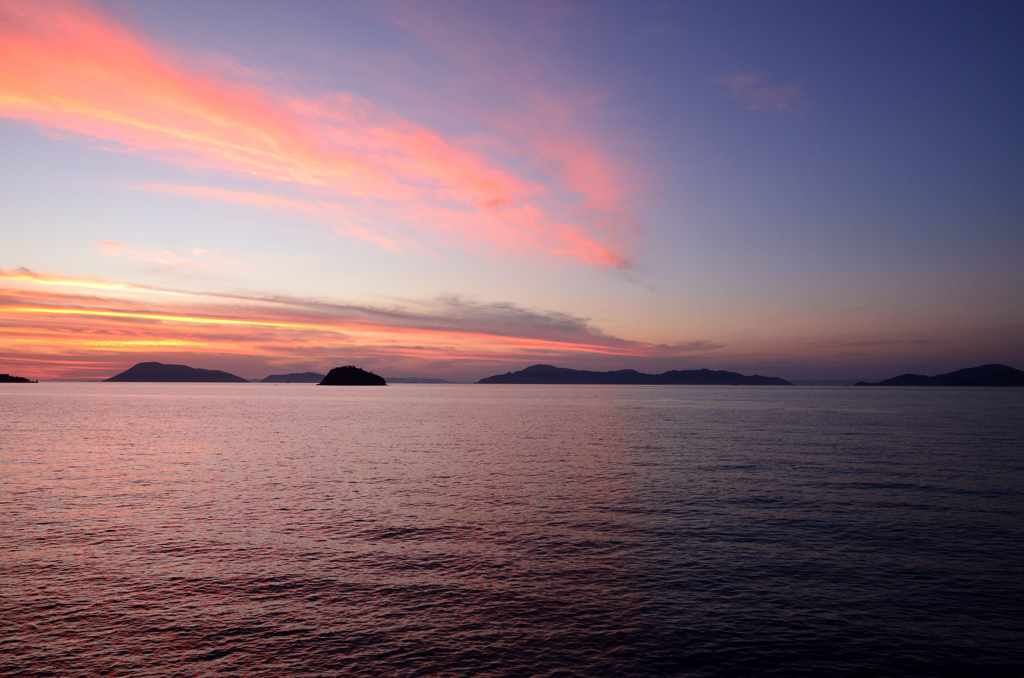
[91,239,247,274]
[0,0,632,267]
[374,1,640,249]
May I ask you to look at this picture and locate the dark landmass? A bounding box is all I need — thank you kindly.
[319,366,387,386]
[386,377,452,384]
[261,372,325,383]
[0,373,37,383]
[855,364,1024,387]
[105,362,249,383]
[478,364,792,385]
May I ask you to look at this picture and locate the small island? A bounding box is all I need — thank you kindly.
[261,372,325,383]
[105,362,249,382]
[0,373,37,383]
[319,366,387,386]
[478,364,792,385]
[855,364,1024,387]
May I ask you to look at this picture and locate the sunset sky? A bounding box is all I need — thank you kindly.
[2,0,1022,381]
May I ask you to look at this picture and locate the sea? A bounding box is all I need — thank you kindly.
[1,383,1022,677]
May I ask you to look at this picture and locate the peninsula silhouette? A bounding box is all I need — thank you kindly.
[478,364,792,385]
[0,373,37,383]
[105,362,248,382]
[319,366,387,385]
[261,372,325,383]
[855,364,1024,387]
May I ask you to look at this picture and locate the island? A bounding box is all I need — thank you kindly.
[261,372,325,383]
[478,364,792,385]
[105,362,249,382]
[855,364,1024,387]
[0,373,37,383]
[319,366,387,386]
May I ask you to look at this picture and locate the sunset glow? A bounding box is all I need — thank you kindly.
[0,268,668,379]
[1,1,1021,381]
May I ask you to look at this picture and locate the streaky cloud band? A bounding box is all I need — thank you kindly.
[0,268,720,379]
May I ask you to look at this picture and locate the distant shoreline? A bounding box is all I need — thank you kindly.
[855,364,1024,387]
[478,364,792,386]
[16,362,1022,387]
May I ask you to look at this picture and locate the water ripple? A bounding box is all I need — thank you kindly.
[1,383,1022,676]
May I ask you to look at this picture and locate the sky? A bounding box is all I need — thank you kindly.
[1,0,1022,382]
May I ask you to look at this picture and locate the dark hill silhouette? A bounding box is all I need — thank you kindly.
[261,371,325,383]
[478,364,792,385]
[319,366,387,386]
[0,373,36,383]
[105,362,248,382]
[856,364,1024,387]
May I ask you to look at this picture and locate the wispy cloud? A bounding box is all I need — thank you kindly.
[714,74,805,113]
[92,240,244,274]
[130,183,330,218]
[377,1,641,250]
[0,268,721,379]
[0,0,632,267]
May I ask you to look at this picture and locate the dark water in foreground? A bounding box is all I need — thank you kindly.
[1,383,1022,677]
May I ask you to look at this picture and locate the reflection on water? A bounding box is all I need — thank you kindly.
[2,383,1022,676]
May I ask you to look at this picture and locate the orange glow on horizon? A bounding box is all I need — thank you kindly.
[0,268,668,380]
[4,305,652,357]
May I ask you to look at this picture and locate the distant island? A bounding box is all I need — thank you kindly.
[855,364,1024,387]
[478,364,793,385]
[319,366,387,386]
[386,377,452,384]
[261,372,325,383]
[0,373,37,383]
[105,362,248,383]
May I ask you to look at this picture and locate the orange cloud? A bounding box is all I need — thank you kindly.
[5,272,1015,383]
[0,0,630,266]
[0,268,715,380]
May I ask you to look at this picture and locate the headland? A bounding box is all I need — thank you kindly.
[478,364,792,385]
[0,373,37,383]
[855,364,1024,387]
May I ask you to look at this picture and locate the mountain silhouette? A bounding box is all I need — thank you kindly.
[319,366,387,386]
[261,372,325,383]
[478,364,792,385]
[105,362,248,382]
[855,364,1024,387]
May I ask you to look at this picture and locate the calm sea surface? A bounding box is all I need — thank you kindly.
[1,383,1022,677]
